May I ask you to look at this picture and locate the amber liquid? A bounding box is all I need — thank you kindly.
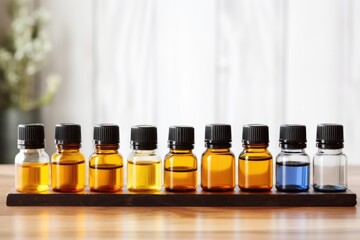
[89,164,123,192]
[201,149,235,191]
[127,160,161,192]
[239,156,273,191]
[164,167,197,191]
[16,163,50,192]
[52,161,85,192]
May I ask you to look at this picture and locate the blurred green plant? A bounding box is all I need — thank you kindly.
[0,0,60,111]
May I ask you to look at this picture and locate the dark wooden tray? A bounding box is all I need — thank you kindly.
[6,188,357,207]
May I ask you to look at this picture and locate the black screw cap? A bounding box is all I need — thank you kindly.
[18,123,45,149]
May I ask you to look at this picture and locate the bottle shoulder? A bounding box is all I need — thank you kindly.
[15,149,49,164]
[164,151,197,161]
[276,151,310,163]
[313,152,347,161]
[202,148,235,161]
[89,152,123,164]
[127,150,161,163]
[239,148,272,160]
[276,149,309,157]
[52,150,85,163]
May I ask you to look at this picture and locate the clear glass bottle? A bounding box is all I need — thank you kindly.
[15,124,50,193]
[276,125,310,192]
[164,126,197,192]
[201,124,235,191]
[89,124,123,192]
[239,124,273,191]
[313,124,347,192]
[51,123,86,192]
[127,125,162,192]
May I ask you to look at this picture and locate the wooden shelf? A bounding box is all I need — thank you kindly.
[6,188,357,207]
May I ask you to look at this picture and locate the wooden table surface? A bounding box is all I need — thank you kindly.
[1,165,359,239]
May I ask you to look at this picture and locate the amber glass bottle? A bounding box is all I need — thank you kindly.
[239,124,273,191]
[164,126,197,192]
[15,124,50,193]
[51,124,86,192]
[89,124,123,192]
[201,124,235,191]
[127,125,162,192]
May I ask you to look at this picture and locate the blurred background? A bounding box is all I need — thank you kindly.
[0,0,359,166]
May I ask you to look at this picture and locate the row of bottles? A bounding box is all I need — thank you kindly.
[15,123,347,193]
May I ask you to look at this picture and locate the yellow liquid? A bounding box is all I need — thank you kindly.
[201,149,235,191]
[16,163,50,193]
[89,164,123,192]
[127,161,161,192]
[52,161,85,192]
[239,157,273,191]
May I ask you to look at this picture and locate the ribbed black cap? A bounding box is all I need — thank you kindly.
[205,124,232,149]
[168,126,194,150]
[130,125,157,150]
[55,123,81,144]
[17,123,45,149]
[93,124,119,145]
[316,124,344,149]
[242,124,269,144]
[279,124,306,149]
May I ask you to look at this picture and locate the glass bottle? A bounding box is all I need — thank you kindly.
[51,123,86,192]
[239,124,273,191]
[313,124,347,192]
[201,124,235,191]
[164,126,197,192]
[89,124,123,192]
[127,125,162,192]
[276,124,310,192]
[15,124,50,193]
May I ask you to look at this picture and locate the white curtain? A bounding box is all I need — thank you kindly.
[41,0,360,165]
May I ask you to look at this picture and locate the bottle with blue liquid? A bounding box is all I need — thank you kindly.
[276,125,310,192]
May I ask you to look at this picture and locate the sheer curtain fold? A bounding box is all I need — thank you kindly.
[41,0,360,164]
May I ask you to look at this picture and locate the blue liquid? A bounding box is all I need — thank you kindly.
[313,184,347,192]
[276,161,309,192]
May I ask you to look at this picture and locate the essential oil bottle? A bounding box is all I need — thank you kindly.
[276,125,310,192]
[164,126,197,192]
[15,124,50,193]
[239,124,273,191]
[51,123,86,192]
[201,124,235,191]
[127,125,162,192]
[313,124,347,192]
[89,124,123,192]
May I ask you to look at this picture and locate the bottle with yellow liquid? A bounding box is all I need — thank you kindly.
[89,124,123,192]
[51,124,85,192]
[164,126,197,192]
[127,125,161,192]
[239,124,273,191]
[15,124,50,193]
[201,124,235,191]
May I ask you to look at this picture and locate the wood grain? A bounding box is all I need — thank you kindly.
[1,164,359,239]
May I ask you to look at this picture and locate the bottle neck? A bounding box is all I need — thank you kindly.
[243,143,268,150]
[56,144,81,153]
[281,148,306,154]
[132,149,157,155]
[317,148,343,154]
[207,148,231,153]
[94,144,118,154]
[169,149,192,154]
